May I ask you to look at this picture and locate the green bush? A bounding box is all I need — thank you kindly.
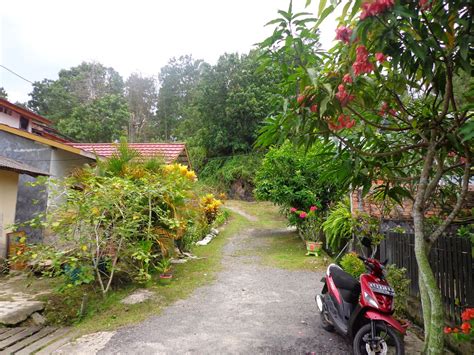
[385,264,411,317]
[340,252,365,278]
[255,141,344,212]
[199,154,263,194]
[18,143,205,295]
[322,198,355,252]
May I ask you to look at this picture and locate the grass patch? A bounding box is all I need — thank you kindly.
[225,200,286,229]
[39,212,248,335]
[258,231,332,271]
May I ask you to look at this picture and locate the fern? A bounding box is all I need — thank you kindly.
[322,198,354,252]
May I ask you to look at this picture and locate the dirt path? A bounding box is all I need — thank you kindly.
[101,231,349,354]
[59,205,350,354]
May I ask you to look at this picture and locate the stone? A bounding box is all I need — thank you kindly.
[210,228,219,235]
[53,331,116,354]
[31,311,47,325]
[196,235,213,246]
[170,259,187,264]
[120,289,154,305]
[0,300,44,325]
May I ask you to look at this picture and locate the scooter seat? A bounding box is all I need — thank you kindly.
[329,264,360,292]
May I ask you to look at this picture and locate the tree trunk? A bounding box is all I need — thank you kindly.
[412,141,444,354]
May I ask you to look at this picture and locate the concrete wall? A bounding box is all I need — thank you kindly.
[0,131,52,243]
[0,170,19,258]
[47,149,94,208]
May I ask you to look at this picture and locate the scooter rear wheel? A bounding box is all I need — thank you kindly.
[353,322,404,355]
[320,309,335,332]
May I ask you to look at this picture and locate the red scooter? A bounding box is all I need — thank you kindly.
[316,254,406,354]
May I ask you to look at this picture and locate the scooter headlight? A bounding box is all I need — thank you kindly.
[363,291,379,309]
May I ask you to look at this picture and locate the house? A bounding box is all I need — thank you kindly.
[0,98,69,143]
[0,100,97,249]
[0,99,192,257]
[0,155,49,258]
[70,143,192,167]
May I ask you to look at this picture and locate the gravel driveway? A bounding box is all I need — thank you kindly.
[96,218,350,354]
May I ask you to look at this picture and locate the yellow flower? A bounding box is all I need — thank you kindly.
[186,170,197,181]
[81,245,88,252]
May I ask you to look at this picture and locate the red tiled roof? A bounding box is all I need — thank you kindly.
[69,143,188,164]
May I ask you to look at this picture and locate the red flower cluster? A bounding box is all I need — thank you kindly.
[335,84,355,107]
[360,0,395,20]
[328,114,356,131]
[299,212,307,218]
[343,74,353,84]
[335,26,353,44]
[352,45,374,76]
[375,52,386,63]
[379,102,397,117]
[445,308,474,336]
[310,206,318,212]
[290,207,297,213]
[419,0,432,11]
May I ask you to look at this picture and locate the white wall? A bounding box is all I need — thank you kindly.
[0,111,32,132]
[47,149,95,209]
[0,170,19,258]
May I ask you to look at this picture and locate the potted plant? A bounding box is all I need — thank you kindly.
[291,205,323,256]
[156,258,173,285]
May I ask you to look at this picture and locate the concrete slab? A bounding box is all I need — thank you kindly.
[0,301,44,325]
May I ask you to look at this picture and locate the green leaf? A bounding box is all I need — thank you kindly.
[315,5,334,27]
[318,0,327,17]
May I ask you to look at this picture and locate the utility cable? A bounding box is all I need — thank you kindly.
[0,64,34,84]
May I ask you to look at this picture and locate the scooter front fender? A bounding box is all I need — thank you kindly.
[364,311,406,335]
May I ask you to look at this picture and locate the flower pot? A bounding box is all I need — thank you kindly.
[159,273,173,285]
[306,241,323,256]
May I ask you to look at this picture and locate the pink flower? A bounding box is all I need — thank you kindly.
[310,206,317,212]
[419,0,432,11]
[460,157,468,165]
[290,207,297,213]
[299,212,307,218]
[310,104,318,113]
[328,114,356,131]
[360,0,395,20]
[352,46,374,76]
[375,52,386,63]
[335,26,353,44]
[342,74,353,84]
[335,84,355,107]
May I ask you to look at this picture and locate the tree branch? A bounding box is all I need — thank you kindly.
[346,106,411,132]
[429,159,471,243]
[332,132,427,158]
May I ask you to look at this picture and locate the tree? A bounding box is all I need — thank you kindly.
[57,94,129,142]
[27,62,127,142]
[258,1,473,353]
[184,52,280,158]
[125,73,158,142]
[155,55,204,141]
[0,87,8,99]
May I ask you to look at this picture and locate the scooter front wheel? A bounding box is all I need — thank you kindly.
[353,322,404,355]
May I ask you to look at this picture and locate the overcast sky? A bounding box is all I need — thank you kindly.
[0,0,339,103]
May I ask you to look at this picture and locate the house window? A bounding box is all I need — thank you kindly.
[20,116,29,130]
